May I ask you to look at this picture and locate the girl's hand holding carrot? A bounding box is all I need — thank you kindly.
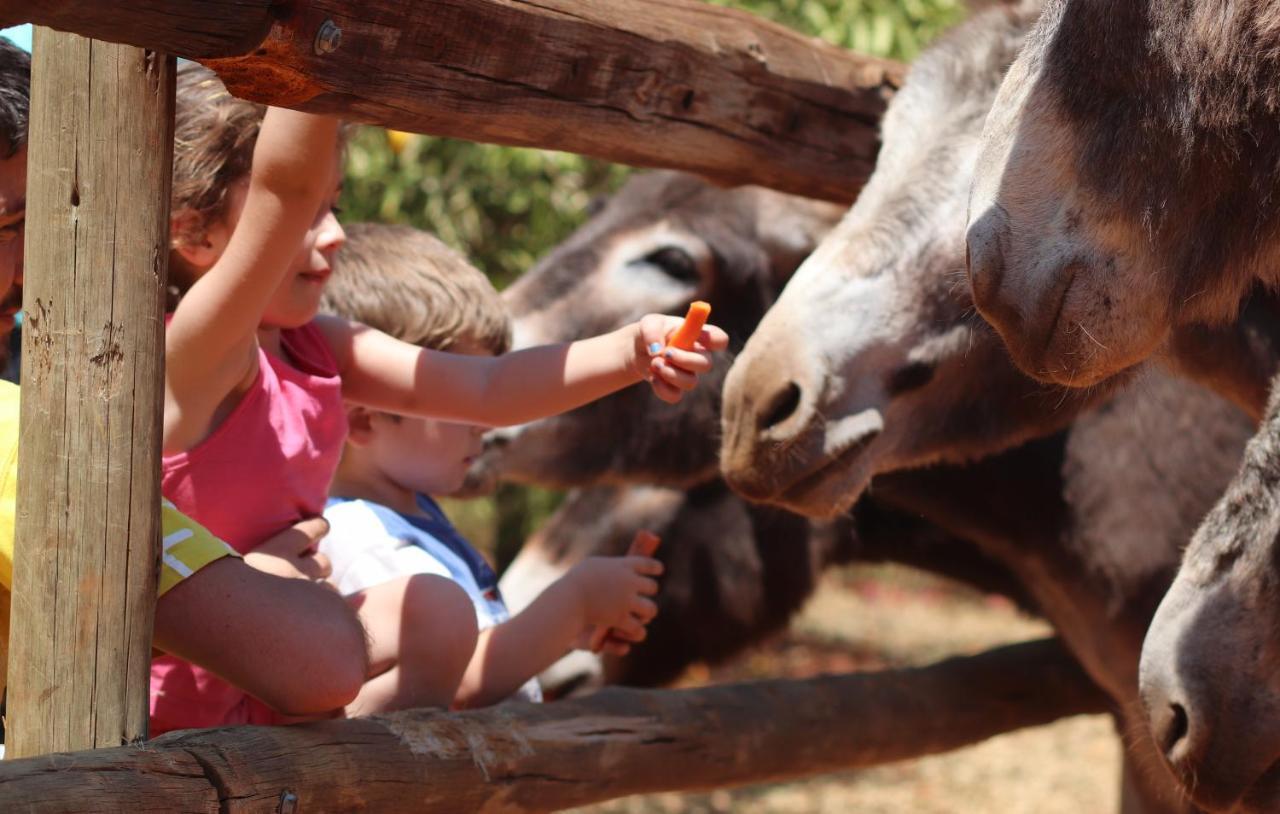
[633,302,726,403]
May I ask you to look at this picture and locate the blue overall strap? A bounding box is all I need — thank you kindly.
[407,493,501,594]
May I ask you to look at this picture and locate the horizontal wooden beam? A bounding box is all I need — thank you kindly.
[212,0,901,202]
[0,638,1105,811]
[4,0,903,202]
[0,0,276,59]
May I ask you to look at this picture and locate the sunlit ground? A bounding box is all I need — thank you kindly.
[573,565,1119,814]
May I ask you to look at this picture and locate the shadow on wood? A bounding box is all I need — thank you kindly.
[4,0,903,202]
[0,0,277,58]
[0,638,1106,812]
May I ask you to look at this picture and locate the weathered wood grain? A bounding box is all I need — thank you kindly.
[210,0,900,202]
[0,0,276,59]
[3,0,902,202]
[7,30,174,757]
[0,638,1105,811]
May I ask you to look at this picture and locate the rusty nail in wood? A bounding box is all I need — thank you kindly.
[278,790,299,814]
[314,20,342,55]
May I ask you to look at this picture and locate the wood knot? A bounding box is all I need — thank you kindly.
[89,322,124,367]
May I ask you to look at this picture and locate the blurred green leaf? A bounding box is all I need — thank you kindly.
[708,0,962,60]
[340,0,963,288]
[341,130,628,290]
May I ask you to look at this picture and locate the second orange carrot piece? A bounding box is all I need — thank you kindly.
[589,530,663,652]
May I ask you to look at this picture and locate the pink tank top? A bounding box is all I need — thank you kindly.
[151,322,349,734]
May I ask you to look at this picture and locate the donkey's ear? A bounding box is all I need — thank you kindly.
[699,217,772,294]
[170,207,229,273]
[751,192,846,287]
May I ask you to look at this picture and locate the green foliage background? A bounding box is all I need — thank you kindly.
[338,0,962,559]
[339,0,962,286]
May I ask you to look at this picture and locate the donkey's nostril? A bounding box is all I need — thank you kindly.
[1165,702,1189,754]
[759,382,802,431]
[887,361,935,396]
[1150,694,1194,762]
[965,210,1010,317]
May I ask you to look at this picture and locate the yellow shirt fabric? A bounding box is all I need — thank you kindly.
[0,380,237,595]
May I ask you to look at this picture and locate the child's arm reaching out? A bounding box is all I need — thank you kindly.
[316,313,729,427]
[165,109,341,451]
[452,554,662,709]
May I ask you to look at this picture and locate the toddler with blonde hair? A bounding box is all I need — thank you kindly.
[321,223,661,707]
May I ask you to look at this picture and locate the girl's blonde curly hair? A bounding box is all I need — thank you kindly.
[170,63,263,273]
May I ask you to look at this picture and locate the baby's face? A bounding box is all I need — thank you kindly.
[370,341,494,497]
[370,411,487,497]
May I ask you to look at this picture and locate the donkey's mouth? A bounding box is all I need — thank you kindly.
[1241,758,1280,813]
[775,410,885,518]
[457,451,501,498]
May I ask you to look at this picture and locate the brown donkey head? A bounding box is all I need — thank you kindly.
[967,0,1280,387]
[719,0,1122,518]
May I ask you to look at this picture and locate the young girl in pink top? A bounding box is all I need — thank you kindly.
[151,66,727,732]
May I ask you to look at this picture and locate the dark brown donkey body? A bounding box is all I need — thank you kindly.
[964,1,1280,810]
[486,171,1039,690]
[485,8,1255,812]
[714,2,1269,811]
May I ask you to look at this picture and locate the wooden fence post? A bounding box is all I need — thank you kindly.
[6,29,174,757]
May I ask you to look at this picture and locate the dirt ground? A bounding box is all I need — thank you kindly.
[572,565,1119,814]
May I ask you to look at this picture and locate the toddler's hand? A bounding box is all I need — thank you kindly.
[567,555,663,655]
[244,516,334,585]
[633,313,729,404]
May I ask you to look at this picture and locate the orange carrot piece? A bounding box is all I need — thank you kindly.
[666,301,711,351]
[629,529,662,558]
[590,530,663,652]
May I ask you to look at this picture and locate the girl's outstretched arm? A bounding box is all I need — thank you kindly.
[317,313,729,427]
[165,109,340,451]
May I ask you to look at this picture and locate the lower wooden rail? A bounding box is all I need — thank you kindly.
[0,637,1105,812]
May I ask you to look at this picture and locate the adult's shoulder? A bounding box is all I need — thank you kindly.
[0,378,18,408]
[0,380,18,589]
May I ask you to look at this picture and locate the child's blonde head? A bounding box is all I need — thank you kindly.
[323,223,511,355]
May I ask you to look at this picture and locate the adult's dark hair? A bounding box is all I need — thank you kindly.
[0,37,30,158]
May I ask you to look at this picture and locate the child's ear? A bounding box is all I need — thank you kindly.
[170,208,225,271]
[345,405,376,447]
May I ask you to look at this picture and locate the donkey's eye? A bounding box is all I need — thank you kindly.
[639,247,700,284]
